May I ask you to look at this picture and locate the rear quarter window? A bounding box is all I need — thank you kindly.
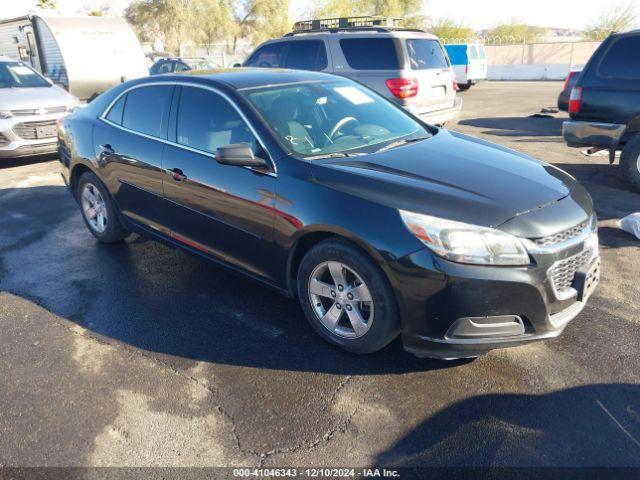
[339,38,402,70]
[597,35,640,80]
[406,39,449,70]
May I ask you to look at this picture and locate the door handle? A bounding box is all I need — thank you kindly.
[98,144,114,155]
[169,168,187,182]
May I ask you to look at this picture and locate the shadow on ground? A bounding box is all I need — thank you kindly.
[375,383,640,467]
[0,185,469,376]
[458,116,564,137]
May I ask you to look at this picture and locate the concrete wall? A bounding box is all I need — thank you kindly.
[485,41,601,80]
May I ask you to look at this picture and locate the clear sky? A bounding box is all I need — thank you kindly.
[1,0,637,31]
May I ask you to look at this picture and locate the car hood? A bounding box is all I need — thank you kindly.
[0,85,76,110]
[311,129,578,229]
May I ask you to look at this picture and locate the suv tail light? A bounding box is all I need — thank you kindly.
[385,78,418,99]
[452,74,459,92]
[563,70,576,92]
[568,86,582,114]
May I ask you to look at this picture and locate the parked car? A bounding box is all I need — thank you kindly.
[59,69,600,359]
[563,30,640,190]
[0,57,77,158]
[242,16,462,126]
[443,43,488,90]
[150,57,216,75]
[557,68,582,111]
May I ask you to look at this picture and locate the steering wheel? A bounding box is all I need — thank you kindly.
[328,117,359,140]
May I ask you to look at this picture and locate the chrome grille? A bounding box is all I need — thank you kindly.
[533,220,589,247]
[548,247,595,299]
[12,120,57,140]
[10,106,67,116]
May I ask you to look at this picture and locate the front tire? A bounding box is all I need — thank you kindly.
[77,172,129,243]
[620,134,640,191]
[297,238,400,354]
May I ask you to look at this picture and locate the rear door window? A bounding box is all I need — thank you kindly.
[406,39,449,70]
[469,46,479,60]
[122,85,174,138]
[283,40,328,70]
[244,42,285,68]
[339,38,402,70]
[598,35,640,80]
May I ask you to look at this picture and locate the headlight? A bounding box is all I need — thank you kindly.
[0,109,12,119]
[399,210,530,266]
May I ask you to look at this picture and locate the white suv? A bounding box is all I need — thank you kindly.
[243,17,462,126]
[0,57,78,158]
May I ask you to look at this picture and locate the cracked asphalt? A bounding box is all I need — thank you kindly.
[1,82,639,470]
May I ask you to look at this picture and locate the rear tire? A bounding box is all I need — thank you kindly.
[620,134,640,191]
[457,84,471,91]
[77,172,130,243]
[297,238,400,354]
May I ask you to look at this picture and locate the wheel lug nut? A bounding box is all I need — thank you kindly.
[338,285,344,291]
[336,303,341,309]
[346,305,352,311]
[331,291,336,297]
[347,293,353,300]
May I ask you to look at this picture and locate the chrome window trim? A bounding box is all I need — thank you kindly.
[98,81,277,177]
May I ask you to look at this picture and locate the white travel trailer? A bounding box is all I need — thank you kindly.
[0,15,149,100]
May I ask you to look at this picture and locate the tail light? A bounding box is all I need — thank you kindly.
[385,78,418,99]
[563,71,576,92]
[568,86,582,114]
[452,74,459,92]
[465,64,469,75]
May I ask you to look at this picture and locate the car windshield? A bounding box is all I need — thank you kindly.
[244,80,430,158]
[0,62,51,88]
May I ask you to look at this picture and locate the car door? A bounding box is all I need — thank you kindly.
[161,85,278,282]
[94,84,174,234]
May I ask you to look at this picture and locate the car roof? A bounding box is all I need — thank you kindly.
[154,68,339,90]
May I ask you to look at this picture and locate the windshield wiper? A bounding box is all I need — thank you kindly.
[305,152,364,160]
[376,136,429,153]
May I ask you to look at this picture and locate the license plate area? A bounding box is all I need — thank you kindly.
[573,256,601,302]
[36,125,57,138]
[430,86,446,99]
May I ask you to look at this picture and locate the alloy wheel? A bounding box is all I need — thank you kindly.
[308,261,374,339]
[81,183,108,233]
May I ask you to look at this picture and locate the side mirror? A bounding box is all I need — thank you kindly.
[233,63,242,68]
[216,143,267,168]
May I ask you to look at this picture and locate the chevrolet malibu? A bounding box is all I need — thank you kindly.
[58,69,600,359]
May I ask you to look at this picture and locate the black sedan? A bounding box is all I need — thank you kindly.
[58,69,600,359]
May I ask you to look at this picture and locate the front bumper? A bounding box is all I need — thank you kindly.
[562,120,625,149]
[407,97,463,126]
[0,112,68,158]
[389,225,599,360]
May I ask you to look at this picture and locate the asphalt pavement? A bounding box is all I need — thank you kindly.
[1,81,639,471]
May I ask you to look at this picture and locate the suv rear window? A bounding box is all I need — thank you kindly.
[339,38,402,70]
[406,39,449,70]
[598,35,640,80]
[284,40,328,70]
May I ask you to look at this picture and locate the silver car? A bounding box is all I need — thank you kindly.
[243,17,462,126]
[0,57,78,158]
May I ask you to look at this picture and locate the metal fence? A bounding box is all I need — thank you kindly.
[440,36,593,46]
